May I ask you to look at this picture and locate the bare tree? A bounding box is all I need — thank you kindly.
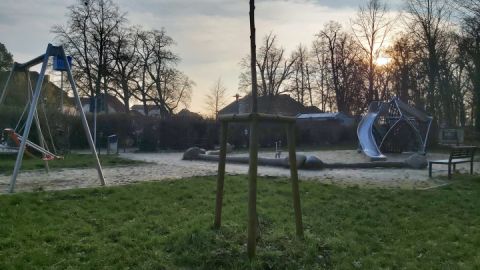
[133,28,156,115]
[109,26,140,113]
[52,0,125,106]
[351,0,393,104]
[205,77,228,119]
[406,0,452,116]
[455,0,480,129]
[316,22,367,114]
[144,29,193,118]
[387,34,424,104]
[0,42,13,71]
[289,44,314,106]
[312,37,335,111]
[239,33,297,96]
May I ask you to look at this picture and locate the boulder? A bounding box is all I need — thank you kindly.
[404,153,428,169]
[182,147,206,160]
[303,155,325,170]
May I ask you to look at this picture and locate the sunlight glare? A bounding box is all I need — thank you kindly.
[376,57,391,66]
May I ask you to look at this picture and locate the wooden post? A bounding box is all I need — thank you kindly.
[249,0,258,113]
[247,0,260,259]
[214,121,228,229]
[247,117,259,258]
[287,123,304,237]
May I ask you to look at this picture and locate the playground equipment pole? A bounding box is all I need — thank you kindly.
[60,72,64,112]
[25,71,50,173]
[9,50,50,193]
[6,44,106,192]
[0,65,15,105]
[62,51,105,186]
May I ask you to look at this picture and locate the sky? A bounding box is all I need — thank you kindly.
[0,0,403,114]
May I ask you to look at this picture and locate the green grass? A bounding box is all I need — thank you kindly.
[1,175,480,269]
[0,154,146,175]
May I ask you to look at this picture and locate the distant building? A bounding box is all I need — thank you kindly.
[130,104,169,117]
[75,94,126,114]
[218,94,322,116]
[296,112,355,127]
[176,108,203,120]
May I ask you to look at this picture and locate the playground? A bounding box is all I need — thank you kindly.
[0,149,476,193]
[1,0,480,268]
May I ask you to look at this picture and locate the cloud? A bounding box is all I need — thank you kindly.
[0,0,366,113]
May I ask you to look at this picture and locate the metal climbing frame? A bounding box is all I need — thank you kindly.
[0,44,105,193]
[358,96,433,160]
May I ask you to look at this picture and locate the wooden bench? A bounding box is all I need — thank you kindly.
[429,146,477,179]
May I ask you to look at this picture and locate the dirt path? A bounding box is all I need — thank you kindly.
[0,150,475,193]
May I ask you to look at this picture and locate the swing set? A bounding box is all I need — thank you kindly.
[0,44,105,193]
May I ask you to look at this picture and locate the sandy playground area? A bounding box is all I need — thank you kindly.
[0,150,477,193]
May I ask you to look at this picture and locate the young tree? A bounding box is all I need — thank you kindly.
[0,42,13,71]
[351,0,393,104]
[205,77,228,119]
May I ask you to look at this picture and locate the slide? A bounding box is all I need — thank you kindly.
[357,112,387,161]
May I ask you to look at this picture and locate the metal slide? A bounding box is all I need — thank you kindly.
[357,112,387,161]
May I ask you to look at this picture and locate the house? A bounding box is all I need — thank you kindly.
[296,112,356,145]
[130,104,169,117]
[176,108,203,120]
[218,94,322,116]
[76,94,126,114]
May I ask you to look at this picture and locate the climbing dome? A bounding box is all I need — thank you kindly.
[369,97,433,154]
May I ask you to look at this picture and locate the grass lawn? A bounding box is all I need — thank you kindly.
[1,175,480,269]
[0,154,146,175]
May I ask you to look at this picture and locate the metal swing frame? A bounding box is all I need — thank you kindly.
[0,44,105,193]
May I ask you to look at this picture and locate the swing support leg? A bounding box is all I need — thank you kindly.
[9,50,50,193]
[25,71,49,173]
[62,51,105,186]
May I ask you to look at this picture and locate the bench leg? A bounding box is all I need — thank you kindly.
[429,163,432,178]
[448,164,452,180]
[453,164,456,172]
[471,162,474,175]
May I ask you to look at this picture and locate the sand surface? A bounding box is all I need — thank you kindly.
[0,150,477,193]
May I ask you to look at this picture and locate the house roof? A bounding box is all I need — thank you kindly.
[76,94,126,113]
[176,109,203,120]
[218,94,322,116]
[297,112,352,120]
[130,104,170,116]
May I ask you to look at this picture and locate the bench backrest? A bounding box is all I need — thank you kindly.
[449,146,477,161]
